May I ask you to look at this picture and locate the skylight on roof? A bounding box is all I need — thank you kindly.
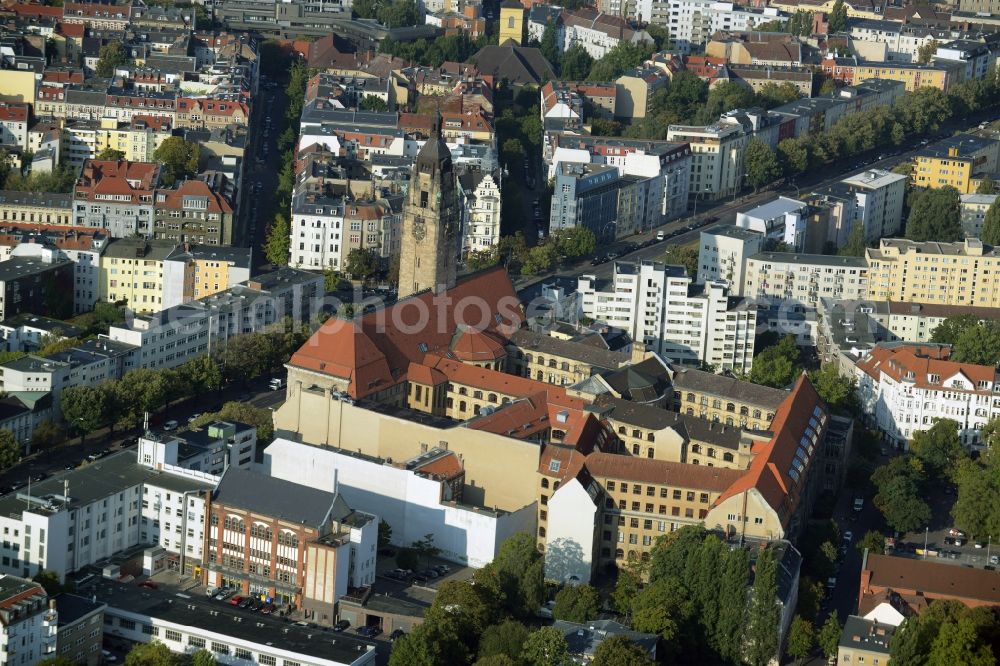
[417,342,428,353]
[549,460,561,472]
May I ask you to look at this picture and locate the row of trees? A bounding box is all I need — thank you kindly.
[389,532,653,665]
[265,60,312,267]
[382,33,493,69]
[0,152,77,194]
[353,0,419,28]
[60,326,306,439]
[470,227,597,276]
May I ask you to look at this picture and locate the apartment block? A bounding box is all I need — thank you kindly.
[857,343,1000,449]
[0,256,74,320]
[0,104,29,150]
[153,180,236,247]
[138,421,258,477]
[458,170,502,255]
[743,252,869,308]
[735,197,808,248]
[666,122,748,200]
[99,238,177,313]
[550,163,624,241]
[614,67,668,120]
[960,193,998,238]
[507,327,632,386]
[203,468,377,613]
[0,191,73,227]
[839,168,908,241]
[850,60,963,92]
[161,244,252,309]
[578,260,757,372]
[696,224,765,292]
[72,160,160,238]
[53,594,105,666]
[670,366,787,430]
[913,134,1000,194]
[0,576,56,665]
[865,237,1000,307]
[657,0,786,53]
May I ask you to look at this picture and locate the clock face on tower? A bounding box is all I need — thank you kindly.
[412,218,426,241]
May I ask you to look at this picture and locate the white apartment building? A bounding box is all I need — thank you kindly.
[697,224,765,292]
[856,343,1000,450]
[7,239,106,314]
[290,192,344,270]
[262,439,536,568]
[666,123,749,200]
[960,193,997,239]
[736,196,808,248]
[107,268,323,372]
[0,105,29,151]
[578,260,757,372]
[840,169,907,241]
[743,252,869,307]
[458,170,502,255]
[138,421,258,477]
[560,9,655,59]
[658,0,786,53]
[0,576,57,666]
[0,450,216,583]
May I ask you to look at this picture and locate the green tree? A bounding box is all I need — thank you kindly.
[749,335,801,388]
[906,186,963,242]
[475,656,517,666]
[786,616,815,663]
[839,223,868,257]
[153,136,200,187]
[360,94,388,111]
[560,44,594,80]
[744,548,780,666]
[378,519,393,550]
[396,547,419,571]
[828,0,847,32]
[910,418,967,477]
[521,243,557,275]
[264,212,291,267]
[611,558,644,616]
[189,401,275,442]
[809,364,857,415]
[189,650,218,666]
[521,627,571,666]
[552,227,596,258]
[389,625,439,666]
[662,243,698,277]
[539,22,560,71]
[744,138,782,192]
[756,81,801,108]
[96,148,125,161]
[982,198,1000,245]
[178,355,223,397]
[96,41,127,77]
[714,546,751,662]
[591,635,654,666]
[817,615,842,660]
[552,584,600,623]
[477,619,530,662]
[124,641,179,666]
[977,175,997,194]
[589,117,622,136]
[856,530,886,556]
[344,248,378,281]
[426,579,504,640]
[587,42,654,82]
[890,600,968,665]
[928,611,995,666]
[353,0,377,18]
[37,658,77,666]
[30,420,64,451]
[488,532,545,617]
[377,0,418,27]
[61,384,112,442]
[917,39,939,64]
[931,314,979,345]
[872,457,932,533]
[777,137,810,176]
[953,320,1000,365]
[32,570,67,596]
[115,368,167,428]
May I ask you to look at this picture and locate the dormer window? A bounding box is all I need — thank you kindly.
[929,374,940,383]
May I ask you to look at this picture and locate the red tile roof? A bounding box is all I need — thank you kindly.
[42,70,84,84]
[856,344,997,394]
[862,554,1000,610]
[57,21,86,37]
[291,268,524,398]
[412,451,463,479]
[0,105,28,122]
[716,374,826,517]
[156,180,232,214]
[75,160,160,202]
[448,326,507,363]
[585,451,743,491]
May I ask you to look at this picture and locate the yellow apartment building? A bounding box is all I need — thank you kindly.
[99,238,177,312]
[850,62,959,92]
[866,237,1000,307]
[913,134,1000,194]
[671,366,788,430]
[507,328,632,387]
[96,116,172,162]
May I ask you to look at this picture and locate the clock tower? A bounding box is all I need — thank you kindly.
[398,117,458,298]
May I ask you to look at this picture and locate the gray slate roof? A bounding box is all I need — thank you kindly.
[672,367,788,410]
[212,467,343,526]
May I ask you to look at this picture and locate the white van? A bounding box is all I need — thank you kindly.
[656,231,665,241]
[269,377,286,391]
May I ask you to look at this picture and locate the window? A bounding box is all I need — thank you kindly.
[188,637,206,649]
[211,642,230,655]
[260,657,277,666]
[235,648,253,660]
[165,629,182,642]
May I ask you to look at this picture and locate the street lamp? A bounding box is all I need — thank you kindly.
[692,185,711,219]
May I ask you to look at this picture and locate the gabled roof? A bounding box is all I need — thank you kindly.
[715,374,826,517]
[472,44,555,86]
[856,344,997,393]
[585,451,743,490]
[212,467,343,527]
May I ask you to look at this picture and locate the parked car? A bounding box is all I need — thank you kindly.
[333,620,350,632]
[261,604,276,615]
[214,588,234,600]
[205,586,220,597]
[948,528,967,537]
[537,601,556,619]
[433,564,450,574]
[656,231,665,241]
[990,554,999,566]
[944,536,966,547]
[853,497,864,512]
[229,595,245,606]
[163,420,179,431]
[102,649,118,663]
[187,413,202,424]
[826,576,837,590]
[389,629,406,642]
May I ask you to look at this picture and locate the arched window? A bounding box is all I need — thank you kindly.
[474,390,483,399]
[726,402,735,412]
[692,459,700,465]
[458,387,467,396]
[647,448,654,458]
[459,400,467,412]
[712,399,721,409]
[548,359,557,368]
[641,552,650,562]
[541,478,549,488]
[539,526,546,537]
[488,393,497,403]
[723,452,734,462]
[474,405,481,415]
[686,408,694,415]
[554,481,560,490]
[618,426,626,434]
[508,15,515,27]
[686,393,695,402]
[707,448,715,458]
[691,444,701,454]
[615,548,624,559]
[627,550,638,561]
[647,433,655,442]
[726,417,734,426]
[740,406,749,416]
[561,362,569,371]
[632,444,640,455]
[753,409,761,419]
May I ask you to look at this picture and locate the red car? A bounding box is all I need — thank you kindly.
[228,595,244,606]
[137,580,158,590]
